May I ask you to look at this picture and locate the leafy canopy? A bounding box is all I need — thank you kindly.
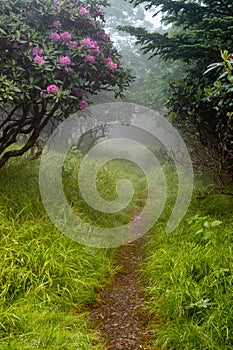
[0,0,133,167]
[121,0,233,176]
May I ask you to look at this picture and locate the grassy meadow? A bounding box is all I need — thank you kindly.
[0,149,232,349]
[0,152,143,350]
[143,170,233,349]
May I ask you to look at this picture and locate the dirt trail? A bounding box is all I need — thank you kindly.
[88,238,151,350]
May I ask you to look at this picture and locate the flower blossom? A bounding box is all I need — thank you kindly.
[95,5,104,15]
[97,32,110,40]
[86,55,95,63]
[78,100,89,110]
[91,47,100,55]
[96,9,104,15]
[75,90,84,98]
[108,62,117,69]
[79,7,90,16]
[31,47,43,56]
[40,91,47,98]
[105,57,118,70]
[50,32,60,42]
[53,20,62,27]
[81,37,98,48]
[47,85,59,94]
[67,40,78,48]
[34,55,45,64]
[59,56,71,66]
[60,31,72,41]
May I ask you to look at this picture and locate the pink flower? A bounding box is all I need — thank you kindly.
[21,34,27,40]
[47,85,59,94]
[67,40,78,48]
[79,7,90,16]
[53,20,62,27]
[95,4,104,13]
[34,55,45,64]
[105,57,113,64]
[59,56,71,66]
[108,62,118,70]
[78,100,89,110]
[97,32,110,40]
[75,90,84,98]
[40,91,47,98]
[86,55,95,63]
[50,32,60,42]
[81,37,98,48]
[60,31,72,41]
[91,47,100,55]
[105,57,118,70]
[31,47,43,56]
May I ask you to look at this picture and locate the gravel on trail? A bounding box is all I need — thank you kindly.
[88,238,152,350]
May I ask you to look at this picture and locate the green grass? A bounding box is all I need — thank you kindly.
[1,151,232,349]
[0,153,144,349]
[143,170,233,349]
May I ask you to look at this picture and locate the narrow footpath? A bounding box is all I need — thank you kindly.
[88,238,152,350]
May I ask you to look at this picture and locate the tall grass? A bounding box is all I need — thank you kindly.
[143,169,233,349]
[0,153,143,349]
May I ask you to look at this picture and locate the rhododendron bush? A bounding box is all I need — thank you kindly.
[0,0,132,167]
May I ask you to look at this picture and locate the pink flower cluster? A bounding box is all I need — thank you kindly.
[105,57,118,70]
[34,55,45,64]
[74,90,88,110]
[67,41,78,49]
[50,31,72,42]
[97,32,110,40]
[40,84,59,98]
[31,47,43,56]
[79,7,90,16]
[47,85,59,94]
[81,37,100,54]
[75,90,84,98]
[53,20,62,27]
[95,4,104,15]
[59,56,71,66]
[81,37,97,48]
[50,32,60,42]
[60,31,72,41]
[86,55,95,63]
[78,100,89,110]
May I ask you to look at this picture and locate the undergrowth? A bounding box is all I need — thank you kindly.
[1,150,232,350]
[144,169,233,350]
[0,153,143,349]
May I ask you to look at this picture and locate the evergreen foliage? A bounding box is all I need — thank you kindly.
[121,0,233,176]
